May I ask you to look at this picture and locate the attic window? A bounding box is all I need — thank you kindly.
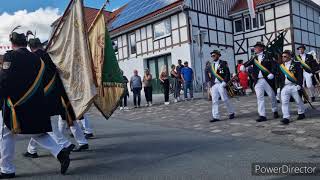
[153,19,171,40]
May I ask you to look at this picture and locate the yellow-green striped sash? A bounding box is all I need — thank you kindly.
[210,64,224,82]
[254,59,271,75]
[296,55,311,72]
[279,64,298,83]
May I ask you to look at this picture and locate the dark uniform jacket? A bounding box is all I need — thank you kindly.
[209,60,231,85]
[277,60,303,89]
[297,54,319,85]
[0,48,51,134]
[33,49,76,124]
[245,53,277,91]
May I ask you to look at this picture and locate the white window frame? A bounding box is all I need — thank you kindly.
[153,19,171,41]
[234,18,243,34]
[258,12,265,28]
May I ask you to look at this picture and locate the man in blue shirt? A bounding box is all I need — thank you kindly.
[181,61,194,100]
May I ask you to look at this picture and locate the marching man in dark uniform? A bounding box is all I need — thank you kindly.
[242,42,279,122]
[24,37,89,156]
[278,50,305,124]
[209,50,235,122]
[0,29,70,178]
[296,45,318,102]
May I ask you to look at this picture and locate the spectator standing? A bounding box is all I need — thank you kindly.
[160,65,170,105]
[143,69,153,106]
[120,72,129,110]
[170,64,179,103]
[175,59,184,100]
[236,60,249,94]
[130,70,142,108]
[181,61,194,100]
[205,61,213,101]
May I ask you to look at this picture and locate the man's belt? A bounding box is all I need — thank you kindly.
[6,60,45,134]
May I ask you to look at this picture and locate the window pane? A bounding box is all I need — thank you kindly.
[235,19,243,32]
[154,19,171,39]
[259,13,265,27]
[252,17,258,28]
[245,17,251,30]
[130,34,136,54]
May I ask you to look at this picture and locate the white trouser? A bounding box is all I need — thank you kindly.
[276,88,281,101]
[303,71,315,98]
[211,82,235,119]
[58,116,88,146]
[78,114,93,134]
[281,84,305,119]
[254,78,278,117]
[0,113,62,174]
[28,115,72,154]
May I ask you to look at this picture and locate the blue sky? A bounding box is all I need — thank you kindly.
[0,0,129,14]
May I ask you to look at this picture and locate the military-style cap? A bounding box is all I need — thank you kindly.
[10,32,27,45]
[253,42,265,48]
[282,50,292,56]
[210,50,221,56]
[184,61,188,64]
[28,38,42,48]
[297,45,306,50]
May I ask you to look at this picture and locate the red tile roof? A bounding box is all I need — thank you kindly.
[229,0,273,14]
[84,7,111,28]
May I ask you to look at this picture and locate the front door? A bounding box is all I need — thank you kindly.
[147,54,171,94]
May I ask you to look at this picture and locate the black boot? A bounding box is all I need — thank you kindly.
[273,112,279,119]
[22,152,39,158]
[66,144,76,153]
[281,118,290,125]
[311,97,316,102]
[256,116,267,122]
[210,118,220,122]
[57,149,70,175]
[73,144,89,152]
[229,113,235,119]
[84,133,94,139]
[297,114,306,120]
[0,173,15,179]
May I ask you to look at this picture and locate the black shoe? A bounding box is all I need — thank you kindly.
[274,112,279,119]
[210,118,220,122]
[256,116,267,122]
[277,100,281,103]
[57,149,70,175]
[229,113,235,119]
[297,114,306,120]
[84,133,94,139]
[73,144,89,152]
[66,144,76,153]
[23,152,39,158]
[0,173,15,179]
[312,97,316,102]
[281,118,290,125]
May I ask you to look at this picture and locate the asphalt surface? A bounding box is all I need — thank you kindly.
[8,108,320,180]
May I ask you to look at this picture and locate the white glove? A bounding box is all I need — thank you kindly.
[296,85,301,91]
[239,65,246,72]
[221,81,227,87]
[267,73,274,80]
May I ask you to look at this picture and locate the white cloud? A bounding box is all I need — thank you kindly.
[112,7,119,12]
[312,0,320,5]
[0,7,60,54]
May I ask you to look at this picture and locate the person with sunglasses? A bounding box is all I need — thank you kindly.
[208,50,235,122]
[278,50,305,124]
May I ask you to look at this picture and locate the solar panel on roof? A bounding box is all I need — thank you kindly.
[110,0,178,30]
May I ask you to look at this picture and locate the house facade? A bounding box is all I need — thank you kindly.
[105,0,320,93]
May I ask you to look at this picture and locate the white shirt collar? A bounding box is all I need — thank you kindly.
[257,52,264,56]
[284,60,292,65]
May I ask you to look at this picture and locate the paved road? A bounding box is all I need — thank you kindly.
[10,104,320,180]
